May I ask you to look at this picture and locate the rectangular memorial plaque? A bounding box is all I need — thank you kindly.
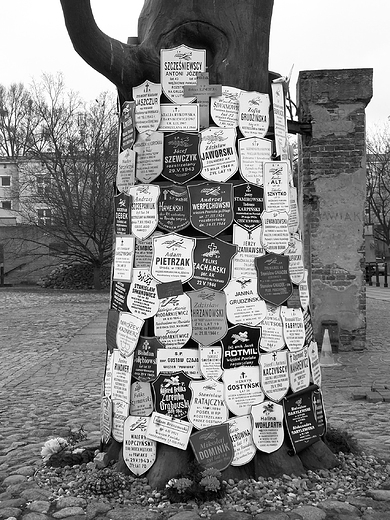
[158,104,199,132]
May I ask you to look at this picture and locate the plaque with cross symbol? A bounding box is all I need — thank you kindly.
[183,72,222,129]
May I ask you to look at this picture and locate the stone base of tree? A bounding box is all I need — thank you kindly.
[101,438,338,490]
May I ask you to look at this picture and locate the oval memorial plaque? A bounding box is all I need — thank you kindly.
[133,131,164,183]
[251,400,284,453]
[130,381,154,417]
[199,345,223,380]
[222,324,261,370]
[238,137,272,186]
[233,183,264,231]
[222,366,264,416]
[232,225,264,280]
[188,379,228,429]
[224,278,267,327]
[116,312,144,358]
[190,423,233,470]
[280,307,305,352]
[127,269,159,320]
[259,351,289,402]
[211,86,242,128]
[132,80,162,133]
[189,287,228,346]
[132,336,160,383]
[129,185,160,240]
[152,371,192,420]
[227,415,256,466]
[199,127,238,182]
[123,416,156,476]
[151,233,195,283]
[239,91,270,138]
[154,294,192,349]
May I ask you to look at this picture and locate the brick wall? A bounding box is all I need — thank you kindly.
[297,69,373,351]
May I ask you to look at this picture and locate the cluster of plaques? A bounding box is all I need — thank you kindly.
[102,45,326,476]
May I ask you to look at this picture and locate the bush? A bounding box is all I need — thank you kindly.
[39,263,111,289]
[324,425,361,455]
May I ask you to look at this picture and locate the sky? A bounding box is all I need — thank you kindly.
[0,0,389,131]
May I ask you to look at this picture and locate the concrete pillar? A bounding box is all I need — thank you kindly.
[297,69,373,351]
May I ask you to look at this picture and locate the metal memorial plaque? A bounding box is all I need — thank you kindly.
[251,401,284,453]
[129,185,160,240]
[123,416,156,476]
[259,351,289,402]
[263,161,290,214]
[199,128,238,182]
[238,91,270,138]
[154,294,192,349]
[146,411,192,450]
[303,308,314,346]
[100,396,112,443]
[117,149,136,193]
[299,270,310,311]
[161,45,206,104]
[121,101,135,150]
[132,336,160,383]
[211,86,242,128]
[288,186,299,234]
[284,386,321,453]
[114,192,131,235]
[227,415,256,466]
[103,350,114,396]
[286,235,304,285]
[130,381,154,417]
[222,366,264,416]
[156,280,183,299]
[113,235,135,283]
[288,347,310,393]
[156,347,201,379]
[116,312,144,358]
[189,287,228,346]
[152,371,192,420]
[162,132,201,184]
[134,231,164,270]
[238,137,272,186]
[111,281,130,312]
[199,345,223,380]
[132,80,162,133]
[224,278,267,327]
[151,233,195,283]
[190,237,236,291]
[233,183,264,231]
[188,379,228,429]
[259,304,285,352]
[271,82,288,159]
[313,388,326,437]
[112,398,130,442]
[127,269,159,320]
[133,131,164,183]
[261,211,290,254]
[222,324,261,369]
[308,341,322,387]
[232,225,264,279]
[112,350,133,403]
[106,310,119,352]
[280,307,305,353]
[190,423,233,470]
[158,104,199,132]
[158,186,190,232]
[189,183,234,237]
[255,253,292,306]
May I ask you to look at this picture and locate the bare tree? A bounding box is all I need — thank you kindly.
[366,124,390,256]
[1,74,118,289]
[0,82,40,158]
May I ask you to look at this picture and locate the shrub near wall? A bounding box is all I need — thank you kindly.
[39,264,111,290]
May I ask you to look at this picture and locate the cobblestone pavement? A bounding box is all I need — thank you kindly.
[1,286,390,520]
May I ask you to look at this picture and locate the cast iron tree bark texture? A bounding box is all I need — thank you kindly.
[59,0,274,100]
[59,0,338,488]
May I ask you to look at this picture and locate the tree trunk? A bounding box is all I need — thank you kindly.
[93,265,101,290]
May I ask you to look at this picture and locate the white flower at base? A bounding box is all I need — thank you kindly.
[40,437,69,462]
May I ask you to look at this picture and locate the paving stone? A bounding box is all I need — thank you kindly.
[2,474,27,486]
[22,514,50,520]
[51,507,86,518]
[26,501,51,514]
[367,489,390,501]
[56,498,87,510]
[0,507,22,519]
[366,391,384,403]
[291,506,326,520]
[317,499,360,514]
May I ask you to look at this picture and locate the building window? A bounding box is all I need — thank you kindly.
[1,201,11,210]
[37,208,52,226]
[1,176,11,187]
[36,174,51,195]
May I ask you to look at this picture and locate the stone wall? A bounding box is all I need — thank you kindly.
[297,69,373,351]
